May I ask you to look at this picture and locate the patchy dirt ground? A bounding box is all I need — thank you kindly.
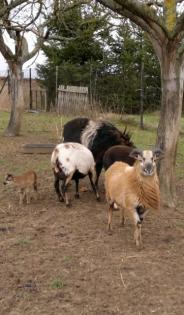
[0,135,184,315]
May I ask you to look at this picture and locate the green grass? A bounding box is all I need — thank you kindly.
[0,111,10,132]
[1,110,184,178]
[63,255,72,263]
[51,279,65,289]
[22,112,71,143]
[16,239,30,246]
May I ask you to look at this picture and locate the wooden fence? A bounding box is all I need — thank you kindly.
[57,85,89,115]
[31,89,47,111]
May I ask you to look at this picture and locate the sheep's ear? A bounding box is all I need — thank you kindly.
[153,148,164,160]
[129,149,142,160]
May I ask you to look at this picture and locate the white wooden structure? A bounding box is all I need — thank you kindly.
[57,85,89,115]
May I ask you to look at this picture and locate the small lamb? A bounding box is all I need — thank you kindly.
[3,170,38,205]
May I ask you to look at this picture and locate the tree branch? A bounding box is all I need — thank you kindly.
[0,29,14,60]
[173,12,184,38]
[0,0,31,19]
[22,29,49,63]
[178,41,184,59]
[97,0,167,40]
[97,0,167,47]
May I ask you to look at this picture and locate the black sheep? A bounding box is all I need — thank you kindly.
[63,117,134,186]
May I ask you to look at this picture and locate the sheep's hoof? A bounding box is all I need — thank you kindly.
[59,197,64,202]
[75,194,80,199]
[120,219,126,227]
[136,243,144,251]
[107,227,113,235]
[66,202,71,208]
[96,195,101,202]
[135,239,143,250]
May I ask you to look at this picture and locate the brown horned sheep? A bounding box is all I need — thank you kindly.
[104,148,163,247]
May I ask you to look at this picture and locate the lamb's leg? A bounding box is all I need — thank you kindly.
[88,170,100,201]
[26,188,31,204]
[33,181,38,200]
[19,189,24,205]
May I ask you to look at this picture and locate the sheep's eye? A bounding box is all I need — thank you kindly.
[143,157,146,162]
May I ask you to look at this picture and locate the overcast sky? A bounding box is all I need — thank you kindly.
[0,51,46,72]
[0,32,46,78]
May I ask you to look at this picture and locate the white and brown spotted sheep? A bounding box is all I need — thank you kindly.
[105,148,163,247]
[51,142,100,206]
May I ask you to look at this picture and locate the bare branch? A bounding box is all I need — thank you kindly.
[146,1,163,8]
[22,28,49,63]
[97,0,167,44]
[0,29,14,60]
[0,0,27,18]
[173,12,184,38]
[178,40,184,58]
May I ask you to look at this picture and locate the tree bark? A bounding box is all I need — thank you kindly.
[4,63,24,137]
[156,48,184,207]
[96,0,184,208]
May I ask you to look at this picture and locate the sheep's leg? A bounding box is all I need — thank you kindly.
[61,172,74,207]
[88,170,100,201]
[54,177,64,202]
[140,209,149,221]
[120,207,125,226]
[95,162,103,188]
[136,205,149,222]
[74,178,80,199]
[132,209,142,247]
[134,223,142,247]
[107,204,113,233]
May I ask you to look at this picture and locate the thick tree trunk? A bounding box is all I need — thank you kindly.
[4,63,24,136]
[156,51,184,208]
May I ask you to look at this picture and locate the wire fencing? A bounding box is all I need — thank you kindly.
[0,66,163,116]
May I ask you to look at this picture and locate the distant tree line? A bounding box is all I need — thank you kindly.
[37,2,161,114]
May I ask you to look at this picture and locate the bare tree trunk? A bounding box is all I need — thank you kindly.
[156,52,184,208]
[4,63,24,136]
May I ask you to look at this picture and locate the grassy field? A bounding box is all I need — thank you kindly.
[1,110,184,178]
[0,110,184,315]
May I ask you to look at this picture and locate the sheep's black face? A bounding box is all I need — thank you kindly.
[3,174,14,185]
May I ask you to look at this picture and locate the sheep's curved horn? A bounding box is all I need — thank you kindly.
[129,148,142,160]
[123,126,127,135]
[153,148,164,160]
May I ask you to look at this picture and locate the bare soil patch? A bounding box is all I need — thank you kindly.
[0,134,184,315]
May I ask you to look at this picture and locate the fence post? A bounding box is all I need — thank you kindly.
[29,68,33,110]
